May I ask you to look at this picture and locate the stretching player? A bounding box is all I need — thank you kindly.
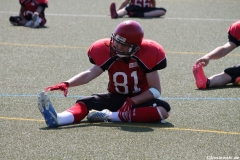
[110,0,166,19]
[193,20,240,89]
[9,0,48,28]
[38,20,171,127]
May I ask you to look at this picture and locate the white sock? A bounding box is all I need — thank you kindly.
[57,111,74,125]
[110,112,121,122]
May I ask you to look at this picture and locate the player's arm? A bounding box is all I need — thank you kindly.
[18,6,27,25]
[45,65,103,97]
[196,42,237,66]
[131,70,161,105]
[34,5,44,16]
[65,65,104,87]
[118,0,131,10]
[33,0,48,17]
[19,6,25,18]
[151,0,156,7]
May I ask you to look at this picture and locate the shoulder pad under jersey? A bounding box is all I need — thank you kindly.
[133,39,166,70]
[88,38,111,66]
[228,21,240,40]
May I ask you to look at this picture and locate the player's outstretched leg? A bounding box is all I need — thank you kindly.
[87,109,111,122]
[38,91,58,127]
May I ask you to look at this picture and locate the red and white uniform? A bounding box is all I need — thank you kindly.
[129,0,153,7]
[88,38,166,97]
[19,0,48,24]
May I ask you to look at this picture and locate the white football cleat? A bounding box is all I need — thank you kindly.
[87,109,111,122]
[38,91,58,127]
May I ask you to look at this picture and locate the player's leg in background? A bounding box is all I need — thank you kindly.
[144,8,166,17]
[9,16,21,26]
[208,72,232,87]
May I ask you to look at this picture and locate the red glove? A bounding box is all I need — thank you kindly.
[45,82,69,97]
[118,97,135,122]
[118,97,135,112]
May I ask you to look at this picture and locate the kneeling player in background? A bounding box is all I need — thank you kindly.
[9,0,48,28]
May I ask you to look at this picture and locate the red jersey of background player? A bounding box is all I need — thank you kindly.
[228,21,240,45]
[19,0,48,20]
[88,38,166,97]
[129,0,153,7]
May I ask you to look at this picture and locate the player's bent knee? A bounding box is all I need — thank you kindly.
[224,65,240,82]
[158,8,167,16]
[131,106,168,123]
[157,107,169,119]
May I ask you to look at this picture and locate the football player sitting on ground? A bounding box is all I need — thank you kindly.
[109,0,166,19]
[193,20,240,89]
[38,20,171,128]
[9,0,48,28]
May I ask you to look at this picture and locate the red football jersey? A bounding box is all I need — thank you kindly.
[19,0,48,20]
[130,0,153,7]
[20,0,48,6]
[88,38,166,97]
[228,20,240,40]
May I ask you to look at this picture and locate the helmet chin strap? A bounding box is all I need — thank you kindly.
[117,54,131,58]
[116,53,133,64]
